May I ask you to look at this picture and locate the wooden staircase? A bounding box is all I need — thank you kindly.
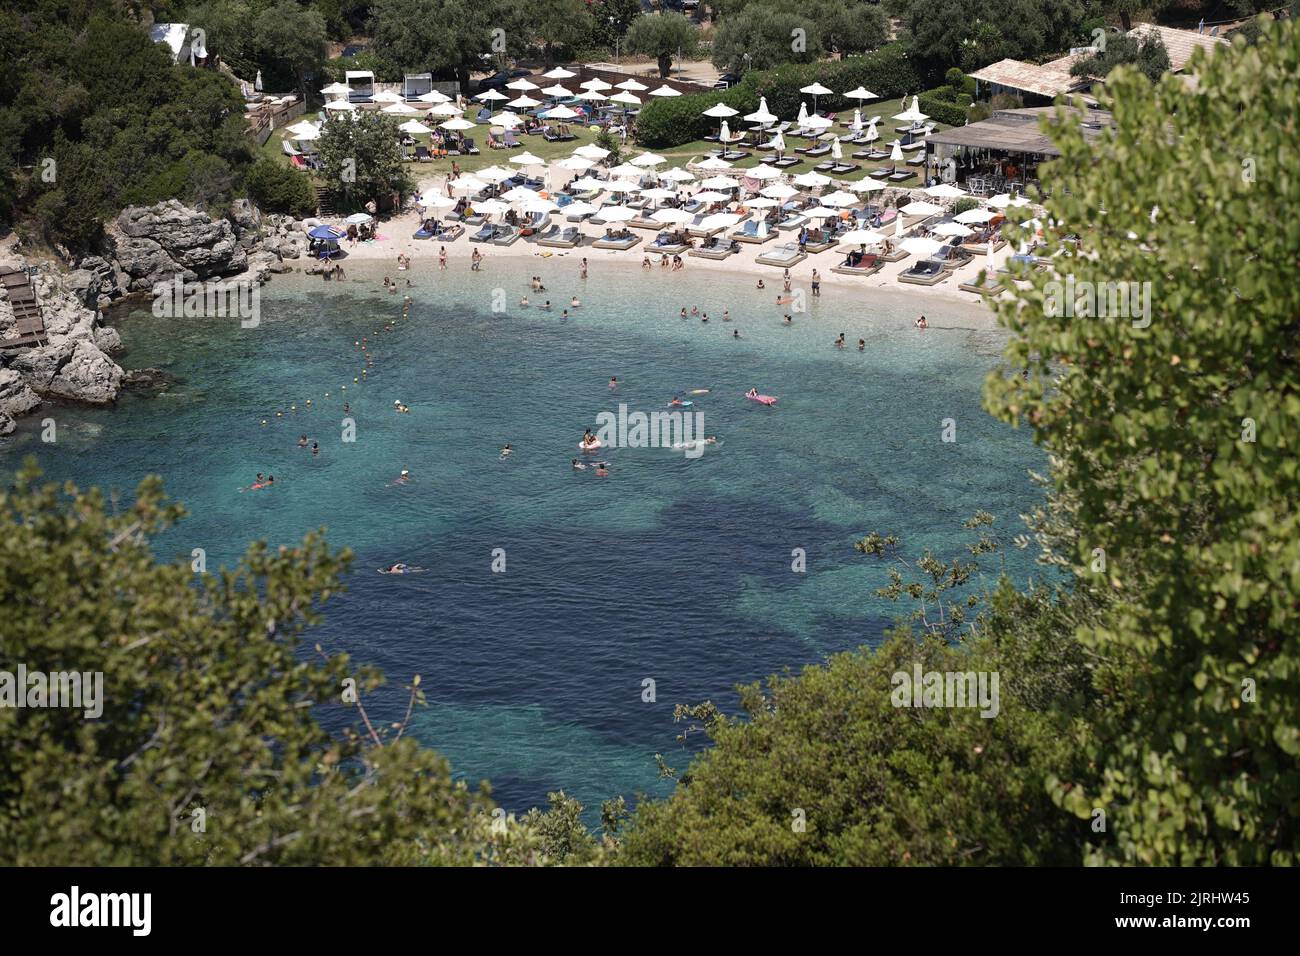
[314,185,336,218]
[0,267,45,349]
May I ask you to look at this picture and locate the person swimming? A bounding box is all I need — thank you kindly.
[561,309,569,319]
[701,313,708,323]
[570,296,580,308]
[394,469,411,485]
[745,387,758,398]
[312,441,320,455]
[783,314,793,325]
[571,458,586,470]
[858,339,866,351]
[915,314,929,329]
[691,306,700,315]
[297,435,308,447]
[609,377,618,389]
[541,301,551,310]
[500,444,512,459]
[835,333,845,348]
[733,329,740,338]
[756,279,765,289]
[519,295,529,306]
[595,462,609,477]
[679,308,688,319]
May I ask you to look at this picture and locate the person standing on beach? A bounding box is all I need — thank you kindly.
[580,257,588,279]
[471,248,483,272]
[439,246,447,270]
[811,269,821,297]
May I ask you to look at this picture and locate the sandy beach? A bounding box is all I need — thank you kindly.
[305,172,1019,314]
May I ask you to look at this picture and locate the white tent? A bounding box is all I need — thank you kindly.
[901,236,943,258]
[543,66,577,79]
[649,85,681,97]
[440,117,476,131]
[900,200,943,217]
[506,78,540,91]
[652,208,693,225]
[574,144,611,160]
[615,78,648,91]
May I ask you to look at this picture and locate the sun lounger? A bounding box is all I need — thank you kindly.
[414,146,432,162]
[688,239,739,259]
[649,233,690,254]
[503,130,521,148]
[755,243,808,268]
[436,223,464,241]
[470,223,497,242]
[491,224,520,246]
[958,275,1006,296]
[536,225,582,248]
[830,162,859,175]
[771,155,800,168]
[898,260,948,285]
[686,214,725,238]
[413,221,438,240]
[932,244,973,270]
[832,253,883,277]
[731,220,774,244]
[592,232,640,250]
[777,213,808,231]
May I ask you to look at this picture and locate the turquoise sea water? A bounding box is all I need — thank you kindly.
[3,258,1045,814]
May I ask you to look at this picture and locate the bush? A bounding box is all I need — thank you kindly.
[952,197,979,216]
[636,43,926,147]
[918,92,967,127]
[246,157,318,217]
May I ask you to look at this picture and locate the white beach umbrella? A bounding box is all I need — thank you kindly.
[473,199,510,216]
[399,120,433,135]
[895,215,905,238]
[695,156,734,171]
[451,176,488,193]
[511,151,545,166]
[844,86,878,102]
[574,144,611,160]
[569,177,607,191]
[900,200,944,217]
[507,95,542,110]
[373,90,404,104]
[894,96,929,125]
[761,183,798,200]
[476,166,514,182]
[543,66,576,79]
[490,110,522,128]
[287,120,320,138]
[542,84,576,98]
[690,191,731,202]
[955,207,997,224]
[506,78,540,91]
[649,85,681,97]
[321,82,350,96]
[640,187,678,201]
[324,99,356,111]
[820,190,858,207]
[745,197,780,208]
[988,193,1031,209]
[701,176,740,190]
[501,186,536,202]
[440,116,476,131]
[864,121,880,145]
[746,164,782,181]
[557,156,595,171]
[607,162,644,178]
[800,81,833,113]
[804,114,834,131]
[661,168,696,183]
[427,102,463,117]
[841,228,886,244]
[599,205,638,222]
[615,78,648,91]
[792,171,831,188]
[578,90,608,102]
[804,206,841,219]
[744,97,777,125]
[581,78,613,91]
[476,89,508,102]
[796,102,809,126]
[562,200,601,217]
[889,140,905,164]
[652,207,693,224]
[925,183,968,199]
[383,103,418,115]
[902,236,944,258]
[420,193,457,208]
[768,131,787,152]
[830,137,843,161]
[610,91,642,106]
[934,222,973,238]
[630,151,667,167]
[417,89,452,104]
[851,109,863,133]
[603,180,641,193]
[543,104,579,120]
[700,212,742,230]
[846,177,887,193]
[719,119,732,144]
[290,125,321,141]
[702,102,739,118]
[521,197,560,214]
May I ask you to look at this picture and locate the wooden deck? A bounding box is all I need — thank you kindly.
[1,266,46,349]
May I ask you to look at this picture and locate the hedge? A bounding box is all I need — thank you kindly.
[636,43,932,148]
[246,158,318,218]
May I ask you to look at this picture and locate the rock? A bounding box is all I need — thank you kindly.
[229,198,262,240]
[46,340,123,405]
[0,412,14,436]
[64,268,103,310]
[9,343,69,391]
[93,325,123,353]
[122,367,172,392]
[0,368,41,418]
[108,200,249,293]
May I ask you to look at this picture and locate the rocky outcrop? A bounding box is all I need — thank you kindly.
[106,200,250,294]
[0,368,41,420]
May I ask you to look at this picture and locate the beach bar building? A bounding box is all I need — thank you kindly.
[924,106,1112,196]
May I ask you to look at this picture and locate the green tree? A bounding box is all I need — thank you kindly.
[367,0,500,91]
[983,19,1300,864]
[1070,31,1170,82]
[252,0,328,101]
[315,109,414,212]
[625,11,700,78]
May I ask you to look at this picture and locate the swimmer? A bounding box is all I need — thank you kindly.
[609,377,618,389]
[915,314,928,329]
[595,462,609,477]
[343,403,350,414]
[394,469,411,485]
[561,309,569,319]
[701,313,708,323]
[570,296,580,308]
[722,309,731,322]
[858,339,866,351]
[499,444,512,459]
[756,279,765,289]
[835,333,845,348]
[519,295,529,306]
[783,314,793,325]
[691,306,700,315]
[541,301,551,310]
[679,308,688,319]
[571,458,586,470]
[297,435,308,447]
[745,387,758,398]
[733,329,740,338]
[312,441,320,455]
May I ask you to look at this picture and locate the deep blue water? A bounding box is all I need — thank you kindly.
[2,257,1044,816]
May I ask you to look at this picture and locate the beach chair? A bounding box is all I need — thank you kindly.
[503,129,522,148]
[898,260,947,285]
[464,138,479,155]
[414,145,431,162]
[469,222,497,242]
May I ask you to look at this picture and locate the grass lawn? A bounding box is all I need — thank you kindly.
[260,95,952,187]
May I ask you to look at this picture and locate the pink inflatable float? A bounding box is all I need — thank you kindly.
[745,392,778,406]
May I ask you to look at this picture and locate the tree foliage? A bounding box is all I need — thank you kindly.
[314,109,414,212]
[1070,31,1170,83]
[709,0,887,74]
[625,11,699,78]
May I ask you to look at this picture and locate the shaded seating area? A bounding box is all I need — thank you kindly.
[832,251,883,278]
[755,243,807,268]
[688,236,739,259]
[592,228,640,250]
[731,219,775,244]
[649,231,691,254]
[898,260,948,285]
[536,225,583,247]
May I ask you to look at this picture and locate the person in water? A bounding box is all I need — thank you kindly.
[519,295,529,306]
[561,309,569,319]
[297,435,308,447]
[783,314,793,325]
[609,377,618,389]
[835,333,845,348]
[745,387,758,398]
[679,308,688,319]
[691,306,700,315]
[756,279,765,289]
[733,329,740,338]
[312,441,320,455]
[395,470,411,484]
[500,444,512,458]
[571,458,586,470]
[595,462,609,477]
[384,563,410,574]
[915,314,928,329]
[701,313,708,323]
[570,296,580,308]
[541,301,551,310]
[858,338,866,351]
[722,309,731,322]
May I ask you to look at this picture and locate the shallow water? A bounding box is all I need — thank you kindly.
[4,258,1045,815]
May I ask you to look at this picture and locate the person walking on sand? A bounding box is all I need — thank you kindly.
[439,246,447,270]
[472,248,483,272]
